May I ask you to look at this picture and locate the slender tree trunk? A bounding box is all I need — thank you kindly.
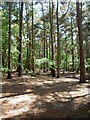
[71,17,74,72]
[56,0,60,78]
[32,0,34,73]
[66,51,67,71]
[16,3,20,60]
[77,32,80,59]
[76,1,86,83]
[28,30,31,70]
[49,1,51,61]
[7,3,11,79]
[26,7,29,70]
[49,0,55,76]
[65,45,67,71]
[65,32,67,72]
[26,42,29,68]
[26,7,31,70]
[42,4,46,72]
[49,37,51,60]
[54,35,56,53]
[17,2,23,77]
[49,0,54,60]
[46,35,48,71]
[38,39,41,59]
[86,37,89,62]
[52,0,54,60]
[76,33,80,73]
[2,56,4,68]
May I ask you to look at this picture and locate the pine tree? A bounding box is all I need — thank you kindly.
[7,3,11,79]
[17,2,23,77]
[32,0,34,73]
[76,1,86,83]
[56,0,60,78]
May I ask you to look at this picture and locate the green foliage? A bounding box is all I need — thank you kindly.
[25,69,31,74]
[85,58,90,72]
[11,46,18,68]
[1,67,8,73]
[35,58,49,69]
[35,58,56,70]
[1,2,89,76]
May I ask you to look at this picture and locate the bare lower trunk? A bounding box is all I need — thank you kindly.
[86,37,89,62]
[71,17,74,72]
[42,4,46,72]
[76,2,86,83]
[46,36,48,71]
[32,0,34,73]
[26,7,30,70]
[65,49,67,71]
[57,0,60,78]
[38,40,41,59]
[49,0,54,60]
[49,37,50,60]
[18,2,23,77]
[7,3,11,79]
[54,35,56,53]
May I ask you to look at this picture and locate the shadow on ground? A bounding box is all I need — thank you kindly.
[1,72,90,119]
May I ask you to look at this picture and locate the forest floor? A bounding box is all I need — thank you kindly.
[0,72,90,119]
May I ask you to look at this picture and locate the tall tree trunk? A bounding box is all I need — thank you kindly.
[71,17,74,72]
[54,34,56,53]
[2,56,4,68]
[66,51,67,71]
[49,0,55,76]
[65,45,67,71]
[49,1,51,61]
[52,0,54,60]
[26,42,29,69]
[49,37,51,60]
[17,2,23,77]
[46,35,48,71]
[7,3,11,79]
[76,1,86,83]
[32,0,34,73]
[56,0,60,78]
[86,37,89,62]
[65,32,67,72]
[49,0,54,60]
[26,6,31,70]
[38,39,40,59]
[42,4,46,72]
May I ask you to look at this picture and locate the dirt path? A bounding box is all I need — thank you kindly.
[0,73,90,119]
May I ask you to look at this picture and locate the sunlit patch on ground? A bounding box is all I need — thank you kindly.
[0,73,89,119]
[1,94,38,119]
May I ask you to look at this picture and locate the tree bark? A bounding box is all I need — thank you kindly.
[86,36,89,62]
[7,3,11,79]
[76,1,86,83]
[49,37,51,60]
[38,39,41,59]
[32,0,34,73]
[42,4,46,72]
[46,35,48,71]
[49,0,54,60]
[71,17,74,72]
[54,34,56,53]
[65,45,67,71]
[51,0,54,60]
[49,0,51,61]
[56,0,60,78]
[26,6,31,70]
[17,2,23,77]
